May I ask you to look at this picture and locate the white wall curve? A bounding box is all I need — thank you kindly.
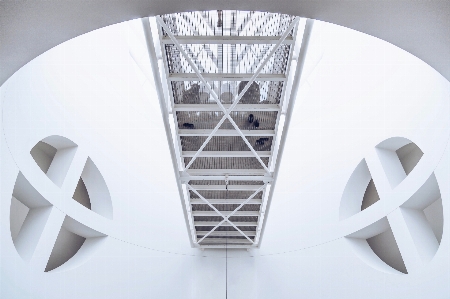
[1,17,450,299]
[1,1,449,86]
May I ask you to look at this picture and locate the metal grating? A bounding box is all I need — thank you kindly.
[165,43,291,74]
[171,81,284,104]
[176,111,279,129]
[160,11,295,37]
[190,190,264,200]
[181,136,274,152]
[145,10,308,248]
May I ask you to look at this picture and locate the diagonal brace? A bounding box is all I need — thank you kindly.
[157,16,299,174]
[187,183,267,244]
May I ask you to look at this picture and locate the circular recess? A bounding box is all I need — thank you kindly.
[10,135,112,272]
[340,137,443,274]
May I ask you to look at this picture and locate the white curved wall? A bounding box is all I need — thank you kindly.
[1,1,449,86]
[1,19,450,298]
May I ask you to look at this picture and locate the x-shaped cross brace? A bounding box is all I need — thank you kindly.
[156,16,300,175]
[187,183,267,244]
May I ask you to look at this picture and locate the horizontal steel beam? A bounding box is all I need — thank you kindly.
[190,185,265,191]
[199,238,253,244]
[168,73,287,81]
[194,221,258,226]
[178,129,275,137]
[161,36,294,44]
[182,151,271,158]
[185,169,269,176]
[197,244,256,249]
[196,231,257,237]
[190,198,262,204]
[192,211,260,217]
[180,174,273,182]
[174,104,280,112]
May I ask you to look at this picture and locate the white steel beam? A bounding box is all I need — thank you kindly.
[161,35,294,44]
[182,151,271,158]
[174,104,280,112]
[168,73,287,81]
[192,211,260,217]
[196,231,257,237]
[194,222,258,226]
[266,20,303,173]
[180,174,273,183]
[178,129,275,137]
[189,185,264,191]
[190,198,262,204]
[185,169,268,176]
[199,239,253,244]
[199,245,257,249]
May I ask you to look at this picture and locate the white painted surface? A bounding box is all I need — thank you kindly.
[0,19,449,298]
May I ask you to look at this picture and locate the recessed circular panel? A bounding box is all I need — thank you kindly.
[10,135,113,272]
[340,137,443,274]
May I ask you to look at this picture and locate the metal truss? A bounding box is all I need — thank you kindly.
[156,15,297,174]
[188,183,267,244]
[144,11,312,248]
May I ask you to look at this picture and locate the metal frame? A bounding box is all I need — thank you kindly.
[181,151,272,158]
[188,183,267,244]
[168,73,287,81]
[161,36,295,44]
[173,104,280,112]
[146,12,309,248]
[157,15,299,175]
[178,129,275,137]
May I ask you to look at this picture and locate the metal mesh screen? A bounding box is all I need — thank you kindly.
[189,190,264,199]
[195,226,257,231]
[192,204,261,211]
[161,11,295,37]
[165,43,291,74]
